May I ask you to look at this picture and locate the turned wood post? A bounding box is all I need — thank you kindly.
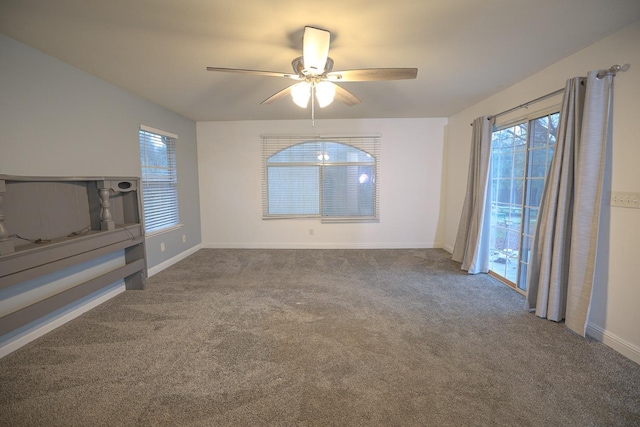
[98,185,115,231]
[0,180,15,255]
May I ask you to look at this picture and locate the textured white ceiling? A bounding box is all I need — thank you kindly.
[1,0,639,121]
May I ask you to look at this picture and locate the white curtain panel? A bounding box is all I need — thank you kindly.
[452,116,493,274]
[526,71,614,336]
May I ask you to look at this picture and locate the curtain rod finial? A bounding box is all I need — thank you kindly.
[597,63,631,79]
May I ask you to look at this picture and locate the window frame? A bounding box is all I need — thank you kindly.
[139,125,181,236]
[261,135,380,223]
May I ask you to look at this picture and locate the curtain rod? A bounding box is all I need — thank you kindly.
[468,87,564,126]
[487,87,564,122]
[470,63,631,125]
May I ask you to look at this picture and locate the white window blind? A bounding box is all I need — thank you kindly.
[139,126,179,234]
[262,135,380,222]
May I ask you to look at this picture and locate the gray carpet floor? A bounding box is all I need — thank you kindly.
[1,248,639,426]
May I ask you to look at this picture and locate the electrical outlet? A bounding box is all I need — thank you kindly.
[160,242,165,252]
[309,229,314,236]
[611,192,640,208]
[182,234,187,243]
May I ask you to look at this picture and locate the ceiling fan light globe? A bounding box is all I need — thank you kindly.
[291,82,311,108]
[316,81,336,108]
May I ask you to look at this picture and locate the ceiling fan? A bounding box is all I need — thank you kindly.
[206,26,417,121]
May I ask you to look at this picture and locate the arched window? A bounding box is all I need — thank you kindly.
[262,136,379,221]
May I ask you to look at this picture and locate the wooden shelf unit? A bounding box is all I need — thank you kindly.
[0,175,147,339]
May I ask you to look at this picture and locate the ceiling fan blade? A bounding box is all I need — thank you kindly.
[260,85,294,105]
[332,83,360,106]
[327,68,418,82]
[207,67,301,80]
[302,26,330,75]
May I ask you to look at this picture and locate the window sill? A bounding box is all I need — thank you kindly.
[262,216,379,223]
[145,223,183,238]
[321,218,379,224]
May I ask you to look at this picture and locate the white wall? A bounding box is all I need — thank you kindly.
[198,118,447,248]
[443,21,640,363]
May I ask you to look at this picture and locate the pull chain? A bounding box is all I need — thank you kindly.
[311,84,316,127]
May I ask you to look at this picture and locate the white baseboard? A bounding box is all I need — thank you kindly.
[201,242,440,249]
[147,244,203,277]
[587,323,640,365]
[0,282,126,359]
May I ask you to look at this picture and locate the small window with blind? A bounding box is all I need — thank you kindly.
[262,135,379,222]
[139,125,180,235]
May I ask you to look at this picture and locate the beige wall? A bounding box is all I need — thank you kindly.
[443,21,640,363]
[197,118,447,248]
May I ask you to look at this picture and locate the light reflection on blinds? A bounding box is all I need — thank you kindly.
[139,128,179,233]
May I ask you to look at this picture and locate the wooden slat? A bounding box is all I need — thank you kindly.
[0,233,144,290]
[0,225,142,280]
[0,260,145,336]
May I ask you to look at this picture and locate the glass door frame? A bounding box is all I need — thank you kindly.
[488,111,559,294]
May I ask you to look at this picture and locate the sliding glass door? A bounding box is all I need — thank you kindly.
[488,112,559,292]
